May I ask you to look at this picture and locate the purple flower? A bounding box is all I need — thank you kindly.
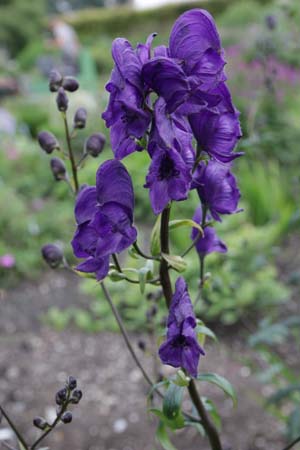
[0,254,15,269]
[144,147,191,215]
[71,160,137,280]
[192,160,241,222]
[159,277,204,377]
[102,38,151,159]
[191,206,227,256]
[189,83,242,163]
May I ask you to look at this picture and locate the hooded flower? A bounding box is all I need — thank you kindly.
[159,277,205,377]
[189,83,242,163]
[191,206,227,256]
[102,38,151,159]
[71,160,137,280]
[144,147,191,215]
[192,160,241,221]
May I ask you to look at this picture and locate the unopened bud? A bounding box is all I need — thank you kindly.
[85,133,105,157]
[61,411,72,424]
[56,387,68,405]
[62,76,79,92]
[73,107,87,129]
[49,69,63,92]
[33,417,48,430]
[265,14,277,30]
[50,157,67,181]
[41,244,63,269]
[67,376,77,390]
[70,389,82,404]
[56,87,68,112]
[38,131,59,154]
[138,340,146,351]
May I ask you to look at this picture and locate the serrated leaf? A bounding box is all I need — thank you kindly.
[156,422,178,450]
[150,214,161,256]
[162,253,187,273]
[169,219,203,235]
[197,373,237,407]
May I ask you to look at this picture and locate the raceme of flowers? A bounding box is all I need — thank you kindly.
[71,9,243,377]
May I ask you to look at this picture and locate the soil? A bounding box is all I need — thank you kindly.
[1,235,300,450]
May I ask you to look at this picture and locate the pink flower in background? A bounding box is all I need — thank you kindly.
[0,254,16,269]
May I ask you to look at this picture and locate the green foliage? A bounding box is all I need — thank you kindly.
[0,0,46,57]
[197,373,237,407]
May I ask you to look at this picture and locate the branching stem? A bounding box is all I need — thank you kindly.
[62,113,79,193]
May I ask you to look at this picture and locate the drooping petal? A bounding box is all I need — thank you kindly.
[191,206,227,256]
[112,38,143,92]
[181,336,204,377]
[75,255,110,281]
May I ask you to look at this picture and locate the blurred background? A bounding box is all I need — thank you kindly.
[0,0,300,449]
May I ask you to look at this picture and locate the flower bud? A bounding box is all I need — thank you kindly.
[61,411,72,424]
[73,107,87,129]
[265,14,277,30]
[33,417,48,430]
[56,87,68,112]
[67,376,77,390]
[49,69,63,92]
[62,76,79,92]
[50,157,67,181]
[55,387,68,405]
[70,389,82,404]
[41,244,63,269]
[38,131,59,154]
[85,133,105,157]
[138,340,146,352]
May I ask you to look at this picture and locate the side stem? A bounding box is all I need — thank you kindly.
[0,405,29,450]
[62,113,79,193]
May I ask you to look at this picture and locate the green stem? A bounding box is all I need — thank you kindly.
[112,254,160,285]
[133,242,160,261]
[0,405,29,450]
[62,113,79,193]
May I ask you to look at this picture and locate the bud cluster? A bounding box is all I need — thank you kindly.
[33,376,82,432]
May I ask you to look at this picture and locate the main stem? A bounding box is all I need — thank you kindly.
[159,206,173,307]
[159,206,222,450]
[63,113,79,193]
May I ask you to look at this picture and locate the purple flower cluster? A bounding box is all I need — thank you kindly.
[71,160,137,280]
[159,277,205,377]
[102,9,242,217]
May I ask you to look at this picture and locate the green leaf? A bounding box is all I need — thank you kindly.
[196,322,217,346]
[162,253,187,273]
[197,373,237,406]
[169,219,203,235]
[163,383,185,422]
[266,384,300,405]
[138,260,154,294]
[202,397,222,430]
[109,270,127,282]
[150,214,161,256]
[172,370,190,387]
[185,421,205,437]
[156,422,178,450]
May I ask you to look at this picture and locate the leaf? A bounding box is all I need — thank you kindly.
[172,370,190,387]
[196,322,217,346]
[150,214,161,256]
[287,406,300,440]
[156,422,178,450]
[266,384,300,405]
[201,397,222,430]
[197,373,237,407]
[138,260,154,294]
[169,219,203,235]
[185,420,205,437]
[162,253,187,273]
[163,383,185,423]
[109,270,127,282]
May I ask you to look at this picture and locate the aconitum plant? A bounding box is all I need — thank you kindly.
[3,9,298,450]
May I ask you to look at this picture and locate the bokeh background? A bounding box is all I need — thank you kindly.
[1,0,300,449]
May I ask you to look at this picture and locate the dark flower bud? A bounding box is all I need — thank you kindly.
[85,133,105,157]
[50,157,67,181]
[265,14,277,30]
[56,87,68,112]
[33,417,48,430]
[41,244,63,269]
[67,376,77,390]
[70,389,82,404]
[61,411,72,424]
[49,69,63,92]
[73,107,87,129]
[138,340,146,352]
[38,131,59,154]
[56,387,68,405]
[62,77,79,92]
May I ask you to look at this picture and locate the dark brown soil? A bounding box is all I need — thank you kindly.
[0,259,296,450]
